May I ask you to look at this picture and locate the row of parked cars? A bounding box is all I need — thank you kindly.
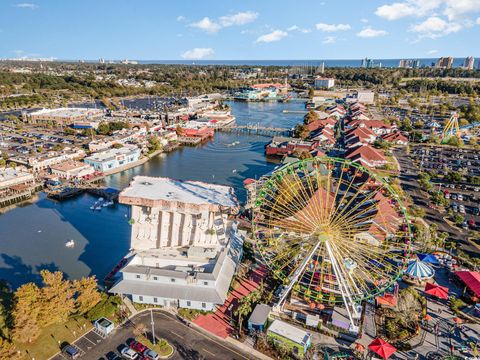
[119,340,161,360]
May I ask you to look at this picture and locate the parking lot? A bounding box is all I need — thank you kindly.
[51,310,255,360]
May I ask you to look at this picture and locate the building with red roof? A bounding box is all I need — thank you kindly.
[382,131,409,145]
[455,271,480,298]
[345,144,387,168]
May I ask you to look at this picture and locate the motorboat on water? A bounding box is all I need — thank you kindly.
[102,200,114,207]
[65,240,75,248]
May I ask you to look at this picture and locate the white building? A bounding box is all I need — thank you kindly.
[11,149,86,172]
[355,90,375,104]
[49,161,95,179]
[84,145,141,172]
[314,77,335,89]
[109,176,244,310]
[0,167,35,190]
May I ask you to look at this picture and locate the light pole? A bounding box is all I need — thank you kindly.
[150,309,156,345]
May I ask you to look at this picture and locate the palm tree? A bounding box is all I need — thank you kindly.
[234,296,253,334]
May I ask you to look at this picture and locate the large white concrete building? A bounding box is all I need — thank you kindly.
[110,176,244,311]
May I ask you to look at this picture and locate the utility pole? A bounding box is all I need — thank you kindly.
[150,309,156,345]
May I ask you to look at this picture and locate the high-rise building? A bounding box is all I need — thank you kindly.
[399,59,420,68]
[463,56,474,70]
[436,57,453,69]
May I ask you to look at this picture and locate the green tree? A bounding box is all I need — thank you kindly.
[12,283,41,343]
[303,110,319,125]
[0,338,17,360]
[73,276,102,315]
[38,270,75,327]
[97,121,110,135]
[234,296,252,334]
[293,124,310,139]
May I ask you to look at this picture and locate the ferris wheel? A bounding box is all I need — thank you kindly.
[252,157,413,331]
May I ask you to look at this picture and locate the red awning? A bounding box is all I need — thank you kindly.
[455,271,480,297]
[376,294,396,307]
[368,338,397,359]
[424,283,449,300]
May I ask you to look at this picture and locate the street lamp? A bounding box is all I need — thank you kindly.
[150,309,156,345]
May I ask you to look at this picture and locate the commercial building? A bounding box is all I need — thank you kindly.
[267,320,312,357]
[84,145,141,172]
[110,176,244,311]
[49,161,95,179]
[355,90,375,104]
[436,57,453,69]
[463,56,475,70]
[25,107,104,126]
[0,167,35,191]
[314,77,335,89]
[11,149,86,172]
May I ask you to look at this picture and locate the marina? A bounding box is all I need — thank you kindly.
[0,100,304,288]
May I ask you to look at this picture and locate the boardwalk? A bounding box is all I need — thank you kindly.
[218,124,292,137]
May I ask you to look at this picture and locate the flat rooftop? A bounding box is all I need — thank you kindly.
[29,107,103,118]
[120,176,238,208]
[50,160,89,172]
[0,168,33,182]
[85,145,139,162]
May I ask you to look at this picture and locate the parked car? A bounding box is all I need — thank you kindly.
[473,207,480,216]
[129,341,147,354]
[121,346,139,360]
[62,345,80,359]
[457,194,463,201]
[143,349,160,360]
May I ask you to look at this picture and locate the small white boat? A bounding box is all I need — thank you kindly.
[95,205,102,211]
[65,240,75,248]
[90,205,96,210]
[98,197,104,202]
[102,200,114,207]
[232,169,237,173]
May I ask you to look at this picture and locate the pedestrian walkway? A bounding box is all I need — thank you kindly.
[122,296,138,315]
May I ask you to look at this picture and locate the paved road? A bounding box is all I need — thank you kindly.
[393,148,478,257]
[52,310,256,360]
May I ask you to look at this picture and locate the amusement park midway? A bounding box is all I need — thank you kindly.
[1,63,480,360]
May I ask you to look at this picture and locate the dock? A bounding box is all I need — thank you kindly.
[218,124,292,137]
[0,183,43,208]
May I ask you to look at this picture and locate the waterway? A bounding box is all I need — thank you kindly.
[0,100,305,288]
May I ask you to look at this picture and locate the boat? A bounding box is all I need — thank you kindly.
[103,200,114,207]
[65,240,75,248]
[232,169,237,173]
[98,197,104,202]
[95,205,102,211]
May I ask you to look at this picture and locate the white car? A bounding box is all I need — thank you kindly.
[121,346,138,360]
[457,194,463,201]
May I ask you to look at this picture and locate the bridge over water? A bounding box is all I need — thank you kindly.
[218,124,293,137]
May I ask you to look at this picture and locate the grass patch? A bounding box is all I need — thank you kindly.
[137,335,174,358]
[15,317,92,360]
[177,308,209,321]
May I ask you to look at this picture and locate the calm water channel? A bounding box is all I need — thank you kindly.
[0,101,305,288]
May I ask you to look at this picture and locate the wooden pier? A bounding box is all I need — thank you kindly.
[218,124,292,137]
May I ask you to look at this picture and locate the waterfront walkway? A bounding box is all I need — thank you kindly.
[218,124,292,137]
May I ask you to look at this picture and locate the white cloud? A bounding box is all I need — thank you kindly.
[190,17,221,33]
[443,0,480,20]
[256,30,288,43]
[190,11,258,34]
[315,23,351,32]
[287,25,311,33]
[410,16,461,39]
[219,11,258,27]
[181,48,214,60]
[356,27,388,38]
[323,36,336,44]
[375,0,480,21]
[176,15,186,22]
[14,2,38,9]
[361,18,369,23]
[477,17,480,24]
[427,49,439,55]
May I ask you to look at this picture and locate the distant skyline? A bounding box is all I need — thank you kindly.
[0,0,479,60]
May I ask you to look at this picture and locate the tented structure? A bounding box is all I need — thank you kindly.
[424,283,449,300]
[368,338,397,359]
[403,259,435,284]
[417,253,440,266]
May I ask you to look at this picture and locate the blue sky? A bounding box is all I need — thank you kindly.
[0,0,479,60]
